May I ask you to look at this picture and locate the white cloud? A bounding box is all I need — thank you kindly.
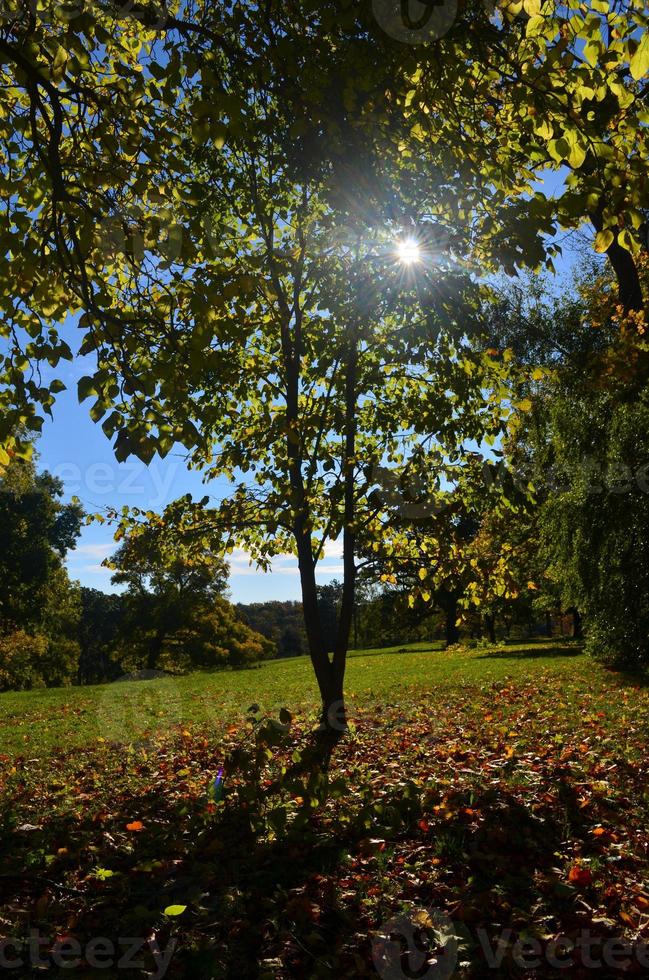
[228,544,343,580]
[322,538,344,559]
[316,564,344,576]
[70,542,116,560]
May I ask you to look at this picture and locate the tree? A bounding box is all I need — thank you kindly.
[77,588,124,684]
[235,601,308,659]
[0,455,83,630]
[82,43,512,728]
[0,453,83,687]
[494,258,649,663]
[109,523,271,672]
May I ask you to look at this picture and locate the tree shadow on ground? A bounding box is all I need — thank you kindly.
[478,643,583,660]
[603,665,649,689]
[0,732,641,979]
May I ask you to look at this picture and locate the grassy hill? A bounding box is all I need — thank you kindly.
[1,640,648,978]
[1,638,585,758]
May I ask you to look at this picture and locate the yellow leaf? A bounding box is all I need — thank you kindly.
[618,228,638,254]
[630,32,649,81]
[594,229,614,253]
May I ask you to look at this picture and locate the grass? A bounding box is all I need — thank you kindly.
[0,638,585,759]
[2,639,649,978]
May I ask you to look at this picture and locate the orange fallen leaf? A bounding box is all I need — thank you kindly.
[568,865,592,886]
[126,821,144,832]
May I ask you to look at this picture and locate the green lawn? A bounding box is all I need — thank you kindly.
[1,638,586,758]
[2,640,649,978]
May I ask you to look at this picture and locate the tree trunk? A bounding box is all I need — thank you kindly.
[484,612,496,644]
[545,610,553,638]
[444,597,459,647]
[328,329,359,733]
[591,203,644,314]
[281,286,350,733]
[570,607,583,640]
[295,525,346,731]
[286,335,355,734]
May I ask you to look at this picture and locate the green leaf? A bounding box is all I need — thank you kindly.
[163,905,187,916]
[78,376,98,402]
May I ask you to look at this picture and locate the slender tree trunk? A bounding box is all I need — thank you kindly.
[444,597,459,647]
[328,330,359,732]
[570,607,583,640]
[484,612,496,644]
[283,306,355,733]
[545,610,553,638]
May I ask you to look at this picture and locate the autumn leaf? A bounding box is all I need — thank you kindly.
[568,865,592,886]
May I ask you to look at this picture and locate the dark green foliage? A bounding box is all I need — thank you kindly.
[0,455,83,689]
[316,580,344,654]
[499,262,649,669]
[236,601,308,658]
[110,528,274,673]
[77,588,124,684]
[541,386,649,668]
[0,456,83,633]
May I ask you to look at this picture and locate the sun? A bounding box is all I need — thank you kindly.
[395,238,421,265]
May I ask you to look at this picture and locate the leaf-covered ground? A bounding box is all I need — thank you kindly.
[1,641,649,977]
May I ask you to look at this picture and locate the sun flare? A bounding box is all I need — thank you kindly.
[396,238,421,265]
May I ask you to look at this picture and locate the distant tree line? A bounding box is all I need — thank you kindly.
[0,456,273,691]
